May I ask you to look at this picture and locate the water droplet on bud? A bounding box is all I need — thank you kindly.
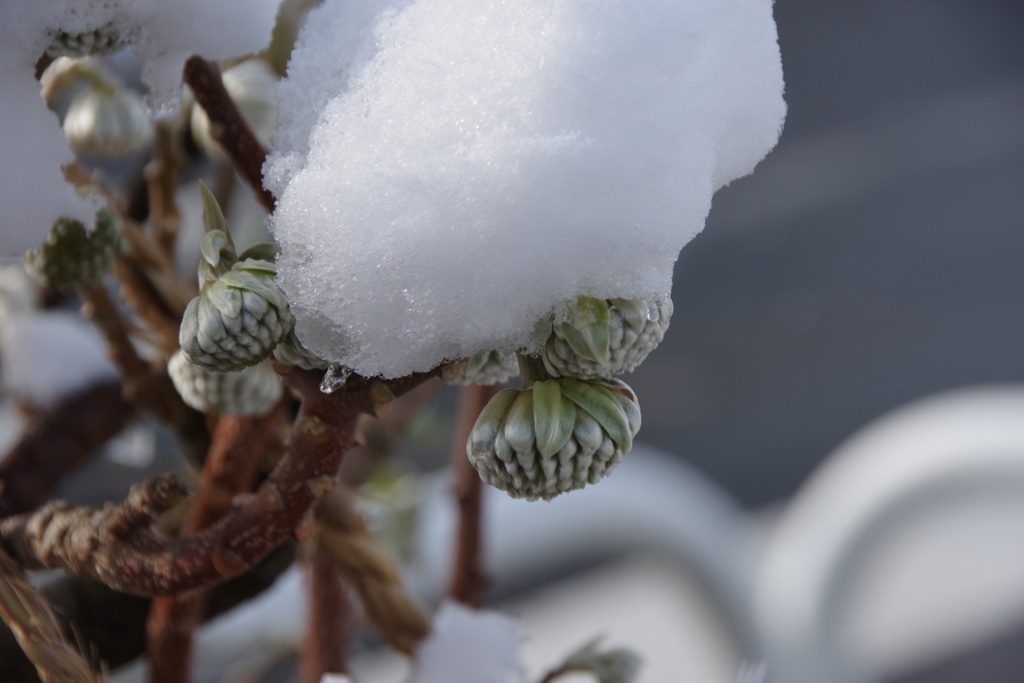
[320,363,352,393]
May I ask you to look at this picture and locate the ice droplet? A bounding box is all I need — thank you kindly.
[646,304,657,322]
[320,363,352,394]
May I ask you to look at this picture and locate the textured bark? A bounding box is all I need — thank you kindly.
[0,382,135,515]
[146,412,277,683]
[0,543,296,683]
[0,368,439,597]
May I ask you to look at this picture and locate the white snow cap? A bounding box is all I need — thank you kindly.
[268,0,786,378]
[0,0,279,255]
[410,600,523,683]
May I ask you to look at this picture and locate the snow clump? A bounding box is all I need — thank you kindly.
[268,0,787,378]
[0,0,279,255]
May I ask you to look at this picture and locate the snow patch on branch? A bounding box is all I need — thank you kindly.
[268,0,786,377]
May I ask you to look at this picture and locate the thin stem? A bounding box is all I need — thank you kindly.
[78,284,210,464]
[447,383,501,607]
[146,412,278,683]
[144,120,185,258]
[182,57,277,213]
[296,545,351,683]
[315,489,430,655]
[515,352,549,388]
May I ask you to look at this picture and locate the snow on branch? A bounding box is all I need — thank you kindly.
[268,0,786,377]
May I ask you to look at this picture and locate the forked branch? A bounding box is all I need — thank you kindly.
[0,368,440,597]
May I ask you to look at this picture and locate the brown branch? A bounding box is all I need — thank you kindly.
[0,549,100,683]
[296,544,352,683]
[146,411,279,683]
[0,542,296,683]
[315,488,430,656]
[144,120,185,258]
[115,217,197,317]
[0,382,135,515]
[182,56,276,213]
[0,368,439,597]
[111,259,181,357]
[64,162,197,321]
[448,384,501,607]
[78,284,209,465]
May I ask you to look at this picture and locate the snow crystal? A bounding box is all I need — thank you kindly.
[0,0,279,256]
[268,0,785,378]
[410,600,523,683]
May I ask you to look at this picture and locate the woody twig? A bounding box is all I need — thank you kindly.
[0,368,440,597]
[182,56,276,213]
[146,409,283,683]
[448,383,500,607]
[77,283,209,464]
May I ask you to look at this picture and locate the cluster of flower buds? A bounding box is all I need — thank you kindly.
[46,26,125,58]
[468,372,641,501]
[540,295,672,380]
[467,295,671,500]
[40,57,152,159]
[453,350,518,386]
[178,183,293,372]
[168,350,281,416]
[23,209,125,291]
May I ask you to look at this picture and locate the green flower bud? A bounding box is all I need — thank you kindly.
[46,27,125,58]
[23,209,125,291]
[540,296,672,380]
[272,330,329,370]
[168,350,282,417]
[178,183,293,372]
[453,351,518,386]
[467,376,641,501]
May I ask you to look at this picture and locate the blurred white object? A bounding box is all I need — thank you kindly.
[105,421,156,468]
[408,600,522,683]
[0,310,117,408]
[755,385,1024,683]
[0,263,40,318]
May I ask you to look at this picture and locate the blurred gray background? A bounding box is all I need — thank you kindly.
[629,0,1024,508]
